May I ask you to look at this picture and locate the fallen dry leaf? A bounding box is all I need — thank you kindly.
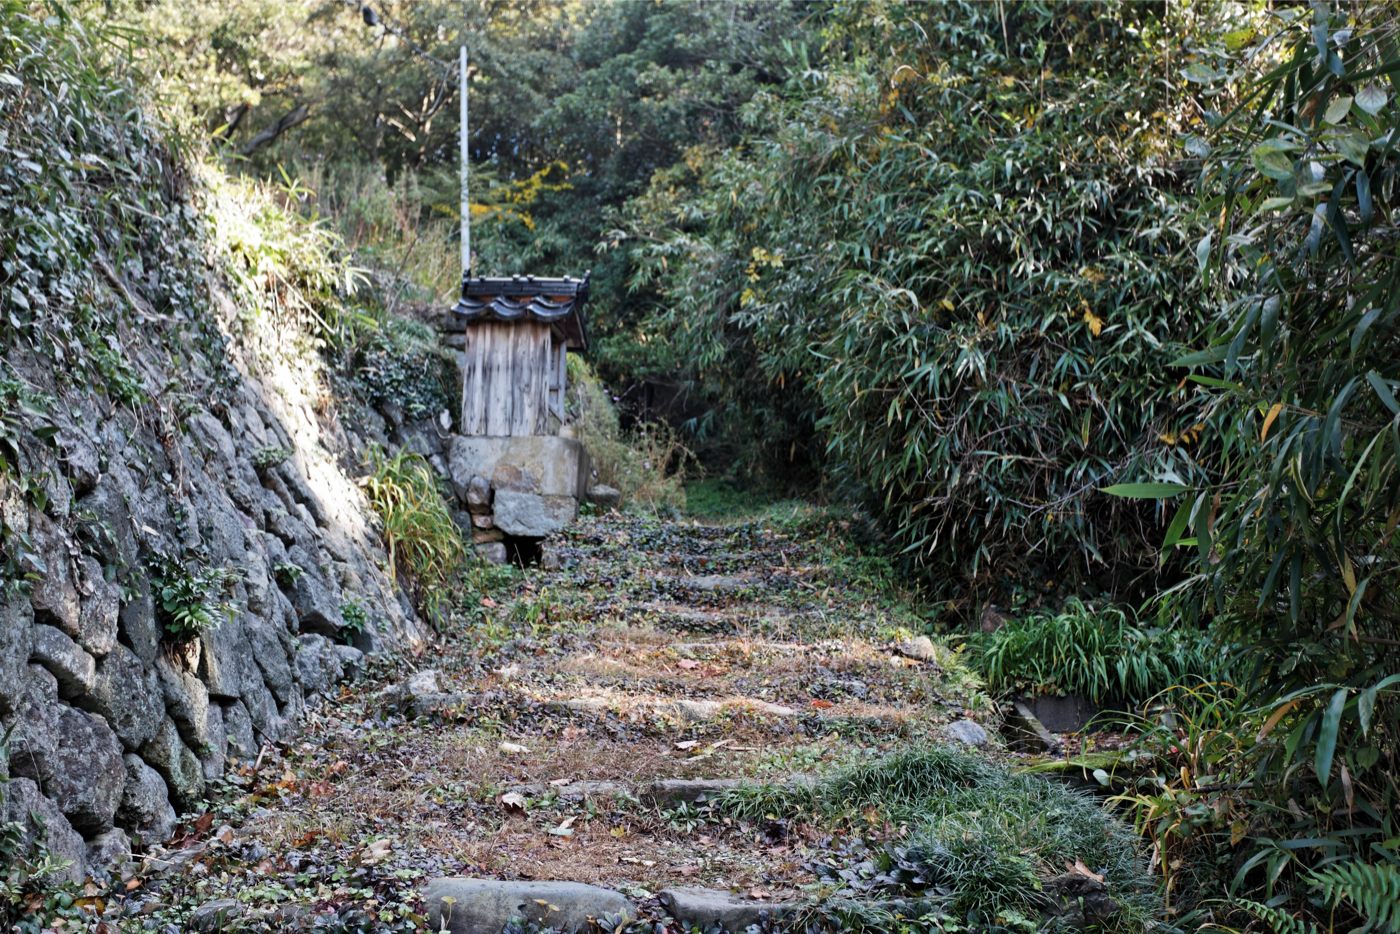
[500,792,527,813]
[360,839,393,865]
[1066,858,1105,884]
[499,741,529,755]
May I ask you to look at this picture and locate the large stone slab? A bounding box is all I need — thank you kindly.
[659,887,799,932]
[492,491,577,538]
[448,435,588,501]
[424,878,635,933]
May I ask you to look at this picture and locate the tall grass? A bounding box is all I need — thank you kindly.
[967,598,1226,706]
[360,447,463,618]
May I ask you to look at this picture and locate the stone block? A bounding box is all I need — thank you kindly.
[0,596,33,715]
[424,878,635,934]
[30,623,96,698]
[74,556,120,656]
[448,435,588,502]
[86,643,163,750]
[493,491,577,538]
[475,542,508,565]
[30,703,124,835]
[139,717,205,811]
[117,754,178,848]
[1,777,86,883]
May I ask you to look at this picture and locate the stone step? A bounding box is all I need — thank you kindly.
[424,878,635,934]
[504,777,742,809]
[422,877,935,934]
[552,694,799,722]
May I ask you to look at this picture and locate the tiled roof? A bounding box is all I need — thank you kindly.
[451,273,590,349]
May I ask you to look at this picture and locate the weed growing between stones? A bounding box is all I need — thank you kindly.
[146,550,238,643]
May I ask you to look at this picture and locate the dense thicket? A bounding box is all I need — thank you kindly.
[1149,3,1400,915]
[625,1,1211,606]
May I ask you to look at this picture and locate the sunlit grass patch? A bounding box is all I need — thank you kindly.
[719,746,1157,929]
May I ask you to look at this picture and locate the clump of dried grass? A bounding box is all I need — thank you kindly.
[567,357,689,513]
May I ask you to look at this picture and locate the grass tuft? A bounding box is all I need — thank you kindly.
[361,447,464,618]
[718,745,1157,929]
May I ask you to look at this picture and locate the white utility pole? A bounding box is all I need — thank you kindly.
[459,44,470,276]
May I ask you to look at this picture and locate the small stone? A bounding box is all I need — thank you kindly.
[190,899,242,932]
[540,544,562,571]
[331,644,364,679]
[944,718,990,747]
[465,475,492,510]
[470,512,494,529]
[587,484,621,511]
[424,878,636,934]
[894,635,939,663]
[407,669,442,696]
[476,542,508,565]
[499,741,529,756]
[86,828,134,879]
[472,528,505,544]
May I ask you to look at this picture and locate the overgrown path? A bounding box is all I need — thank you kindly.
[105,509,1146,931]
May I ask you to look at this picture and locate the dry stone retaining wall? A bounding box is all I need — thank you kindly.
[1,293,432,880]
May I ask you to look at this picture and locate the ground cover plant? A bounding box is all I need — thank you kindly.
[721,746,1157,930]
[967,599,1226,707]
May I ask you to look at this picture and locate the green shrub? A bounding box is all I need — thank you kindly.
[625,1,1213,603]
[361,447,463,615]
[147,552,237,642]
[1103,3,1399,922]
[967,599,1224,707]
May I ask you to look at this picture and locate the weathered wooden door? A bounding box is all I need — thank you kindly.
[460,321,553,436]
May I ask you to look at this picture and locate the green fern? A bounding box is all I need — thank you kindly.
[1309,860,1400,931]
[1237,900,1321,934]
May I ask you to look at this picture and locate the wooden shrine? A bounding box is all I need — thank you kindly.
[451,273,590,437]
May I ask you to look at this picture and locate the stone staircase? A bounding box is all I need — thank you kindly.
[397,512,986,932]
